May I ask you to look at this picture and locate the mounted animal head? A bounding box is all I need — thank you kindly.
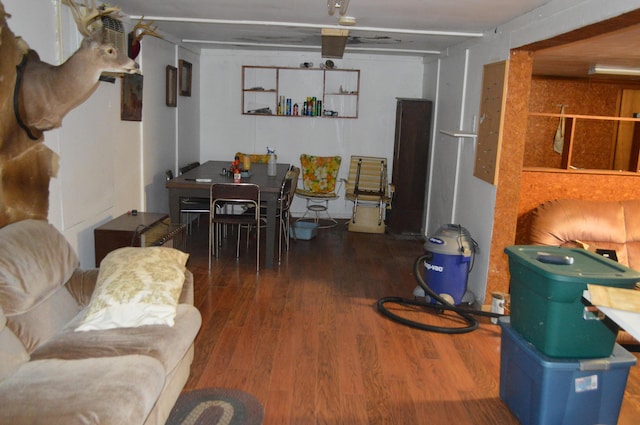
[17,0,140,132]
[128,16,163,59]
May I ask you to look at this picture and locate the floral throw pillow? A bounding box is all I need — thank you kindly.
[76,247,189,332]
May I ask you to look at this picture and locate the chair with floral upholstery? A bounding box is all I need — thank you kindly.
[295,154,342,228]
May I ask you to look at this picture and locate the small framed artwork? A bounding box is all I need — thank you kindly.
[166,65,177,107]
[179,59,192,97]
[121,73,143,121]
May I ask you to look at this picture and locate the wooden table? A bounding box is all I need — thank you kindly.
[166,160,290,269]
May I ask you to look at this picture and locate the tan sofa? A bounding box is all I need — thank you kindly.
[0,220,202,425]
[529,198,640,344]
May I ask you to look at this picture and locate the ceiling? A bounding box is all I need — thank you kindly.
[113,0,552,56]
[532,23,640,79]
[112,0,640,79]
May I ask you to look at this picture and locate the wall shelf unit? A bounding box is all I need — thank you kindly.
[242,65,360,119]
[527,111,640,171]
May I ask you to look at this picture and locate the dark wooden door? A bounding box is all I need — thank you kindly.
[388,99,432,235]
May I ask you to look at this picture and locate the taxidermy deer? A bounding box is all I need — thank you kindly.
[17,0,140,133]
[0,0,140,228]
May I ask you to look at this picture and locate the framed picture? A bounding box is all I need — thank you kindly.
[121,73,143,121]
[179,59,192,96]
[166,65,177,107]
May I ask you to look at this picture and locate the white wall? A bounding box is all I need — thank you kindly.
[199,49,425,218]
[3,0,199,268]
[429,0,640,303]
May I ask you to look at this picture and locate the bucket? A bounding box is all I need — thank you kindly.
[422,224,476,305]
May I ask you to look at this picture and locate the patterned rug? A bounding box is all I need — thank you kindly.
[166,388,264,425]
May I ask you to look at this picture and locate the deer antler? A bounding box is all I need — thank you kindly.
[61,0,120,38]
[132,17,163,42]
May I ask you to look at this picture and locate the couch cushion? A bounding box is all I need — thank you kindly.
[0,307,30,383]
[76,247,189,331]
[32,304,202,373]
[0,220,78,316]
[0,355,165,425]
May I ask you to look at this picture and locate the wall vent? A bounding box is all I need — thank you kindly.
[101,15,126,54]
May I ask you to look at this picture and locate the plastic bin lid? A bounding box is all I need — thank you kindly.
[504,246,640,284]
[499,317,637,369]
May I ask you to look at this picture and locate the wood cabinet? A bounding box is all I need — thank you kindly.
[94,212,186,267]
[242,66,359,118]
[387,99,433,235]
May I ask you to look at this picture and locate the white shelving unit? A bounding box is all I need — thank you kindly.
[242,66,360,119]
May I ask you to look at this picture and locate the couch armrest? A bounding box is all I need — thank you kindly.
[64,269,99,307]
[179,269,194,305]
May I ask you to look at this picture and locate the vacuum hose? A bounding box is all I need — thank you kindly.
[376,254,503,334]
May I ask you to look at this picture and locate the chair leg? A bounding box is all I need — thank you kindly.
[352,199,358,224]
[298,199,338,228]
[236,225,242,258]
[256,222,260,273]
[208,215,213,270]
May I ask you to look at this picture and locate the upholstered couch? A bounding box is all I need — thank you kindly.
[529,198,640,344]
[0,219,202,425]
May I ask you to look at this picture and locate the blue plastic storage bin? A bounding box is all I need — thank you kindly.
[499,317,636,425]
[290,221,318,240]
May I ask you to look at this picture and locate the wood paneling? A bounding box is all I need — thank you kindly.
[486,51,532,304]
[524,78,621,170]
[475,61,507,185]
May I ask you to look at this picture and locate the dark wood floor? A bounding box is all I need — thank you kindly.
[182,219,640,425]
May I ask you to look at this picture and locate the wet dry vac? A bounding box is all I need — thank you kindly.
[377,224,502,333]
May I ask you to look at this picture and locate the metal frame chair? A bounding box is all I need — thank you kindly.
[167,164,210,234]
[208,183,261,272]
[295,154,342,228]
[277,166,299,262]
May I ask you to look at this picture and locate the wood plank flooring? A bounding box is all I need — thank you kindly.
[182,220,640,425]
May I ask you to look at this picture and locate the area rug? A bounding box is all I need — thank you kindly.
[166,388,264,425]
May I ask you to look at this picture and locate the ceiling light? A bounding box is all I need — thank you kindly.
[338,16,356,26]
[321,28,349,58]
[588,65,640,76]
[328,0,350,17]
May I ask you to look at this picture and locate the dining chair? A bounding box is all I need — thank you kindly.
[175,162,209,233]
[235,152,275,165]
[344,156,392,232]
[179,161,200,175]
[209,183,261,272]
[167,169,206,233]
[295,154,342,228]
[279,166,300,261]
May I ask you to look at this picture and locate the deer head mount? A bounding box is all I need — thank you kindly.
[17,0,140,132]
[128,17,163,59]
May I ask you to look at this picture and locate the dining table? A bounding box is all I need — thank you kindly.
[166,160,290,269]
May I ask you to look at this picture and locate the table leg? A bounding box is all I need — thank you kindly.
[168,189,180,224]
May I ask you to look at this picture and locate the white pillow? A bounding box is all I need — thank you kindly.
[76,247,189,332]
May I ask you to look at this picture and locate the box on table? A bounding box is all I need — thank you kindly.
[504,245,640,358]
[499,317,635,425]
[290,221,318,240]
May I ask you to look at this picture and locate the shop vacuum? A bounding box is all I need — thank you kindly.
[377,224,502,333]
